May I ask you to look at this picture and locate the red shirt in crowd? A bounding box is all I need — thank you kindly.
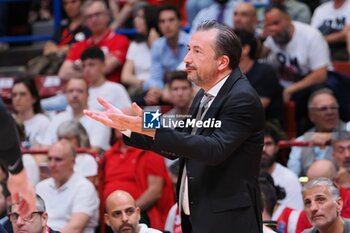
[65,29,129,83]
[103,141,175,230]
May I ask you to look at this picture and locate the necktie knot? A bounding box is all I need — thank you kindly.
[201,93,214,109]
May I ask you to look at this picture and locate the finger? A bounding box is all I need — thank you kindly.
[131,102,143,117]
[97,96,114,110]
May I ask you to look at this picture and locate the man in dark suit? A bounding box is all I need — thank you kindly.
[85,20,264,233]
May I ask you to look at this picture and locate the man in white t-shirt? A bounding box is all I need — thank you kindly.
[262,125,304,210]
[262,4,331,133]
[38,78,111,153]
[36,139,99,233]
[311,0,350,60]
[81,46,131,111]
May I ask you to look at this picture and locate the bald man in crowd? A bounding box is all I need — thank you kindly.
[104,190,161,233]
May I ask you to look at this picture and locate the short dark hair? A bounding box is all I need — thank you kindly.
[81,46,105,62]
[264,125,280,144]
[196,20,242,70]
[234,29,258,60]
[264,3,289,16]
[165,71,191,87]
[157,4,181,21]
[12,76,42,114]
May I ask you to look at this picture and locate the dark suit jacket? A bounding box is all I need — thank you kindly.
[125,69,265,233]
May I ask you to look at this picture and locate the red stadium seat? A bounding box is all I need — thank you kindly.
[332,61,350,77]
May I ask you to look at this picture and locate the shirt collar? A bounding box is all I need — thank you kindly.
[207,74,230,98]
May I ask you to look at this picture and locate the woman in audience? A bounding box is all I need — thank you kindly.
[121,3,160,100]
[11,77,50,150]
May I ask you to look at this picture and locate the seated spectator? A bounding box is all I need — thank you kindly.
[262,4,331,134]
[103,130,174,230]
[233,3,261,38]
[262,125,304,210]
[81,46,131,111]
[11,77,50,150]
[36,139,99,233]
[331,131,350,218]
[164,71,194,119]
[235,29,283,127]
[27,0,90,77]
[270,0,311,24]
[190,0,237,34]
[38,78,111,153]
[287,88,347,177]
[56,120,98,186]
[259,172,311,233]
[59,0,129,83]
[121,3,160,99]
[311,0,350,61]
[307,159,338,181]
[8,194,60,233]
[104,190,162,233]
[43,0,90,57]
[141,4,190,106]
[302,177,350,233]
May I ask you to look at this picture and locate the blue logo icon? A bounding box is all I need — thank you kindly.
[143,110,162,129]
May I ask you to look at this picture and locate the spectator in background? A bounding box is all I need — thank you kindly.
[311,0,350,61]
[259,172,311,233]
[142,5,190,106]
[121,3,160,100]
[59,0,129,83]
[262,4,331,134]
[81,46,131,111]
[11,77,50,150]
[43,0,90,57]
[270,0,311,24]
[302,177,350,233]
[38,78,111,153]
[190,0,237,34]
[103,130,174,230]
[104,190,162,233]
[287,88,346,177]
[36,139,99,233]
[56,120,98,187]
[164,71,194,119]
[235,29,283,127]
[262,125,304,211]
[233,3,260,36]
[9,194,61,233]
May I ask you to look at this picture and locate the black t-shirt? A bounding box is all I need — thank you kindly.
[246,62,283,121]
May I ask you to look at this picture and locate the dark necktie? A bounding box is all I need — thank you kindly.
[191,93,214,135]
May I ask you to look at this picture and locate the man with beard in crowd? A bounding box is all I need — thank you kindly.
[262,125,304,210]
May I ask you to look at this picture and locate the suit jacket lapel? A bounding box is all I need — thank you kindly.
[196,69,243,135]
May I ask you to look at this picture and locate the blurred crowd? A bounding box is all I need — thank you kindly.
[0,0,350,233]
